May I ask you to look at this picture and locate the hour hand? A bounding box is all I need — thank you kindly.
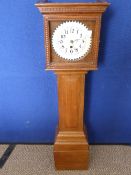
[70,39,79,44]
[74,39,80,42]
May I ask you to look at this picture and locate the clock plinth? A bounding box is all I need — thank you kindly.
[54,131,89,170]
[54,71,89,170]
[35,2,110,170]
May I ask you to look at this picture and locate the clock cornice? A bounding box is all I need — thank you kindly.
[35,2,110,14]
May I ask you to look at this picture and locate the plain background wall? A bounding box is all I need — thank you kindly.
[0,0,131,144]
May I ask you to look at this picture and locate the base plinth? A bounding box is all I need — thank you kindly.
[54,131,89,170]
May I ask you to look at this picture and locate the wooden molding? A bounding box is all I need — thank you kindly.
[35,3,110,14]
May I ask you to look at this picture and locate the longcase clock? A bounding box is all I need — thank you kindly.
[35,1,110,170]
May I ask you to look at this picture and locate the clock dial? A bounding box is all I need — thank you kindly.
[52,21,92,61]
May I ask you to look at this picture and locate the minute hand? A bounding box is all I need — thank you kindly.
[73,39,80,42]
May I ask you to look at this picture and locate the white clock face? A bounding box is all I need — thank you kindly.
[52,21,92,61]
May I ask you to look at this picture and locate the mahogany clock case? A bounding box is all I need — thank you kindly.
[35,1,110,170]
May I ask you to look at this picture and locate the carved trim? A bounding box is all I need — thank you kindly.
[44,18,51,67]
[40,7,106,13]
[45,15,100,21]
[35,3,110,14]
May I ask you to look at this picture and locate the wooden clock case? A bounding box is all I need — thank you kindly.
[36,1,109,170]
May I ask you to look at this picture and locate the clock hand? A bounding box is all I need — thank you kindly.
[70,39,79,44]
[70,40,74,44]
[74,39,80,42]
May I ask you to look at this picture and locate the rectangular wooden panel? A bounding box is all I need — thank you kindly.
[57,71,86,131]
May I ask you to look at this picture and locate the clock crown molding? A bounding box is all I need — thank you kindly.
[35,2,110,14]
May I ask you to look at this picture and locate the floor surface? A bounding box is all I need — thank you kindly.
[0,145,131,175]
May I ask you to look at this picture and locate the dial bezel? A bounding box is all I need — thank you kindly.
[44,15,100,70]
